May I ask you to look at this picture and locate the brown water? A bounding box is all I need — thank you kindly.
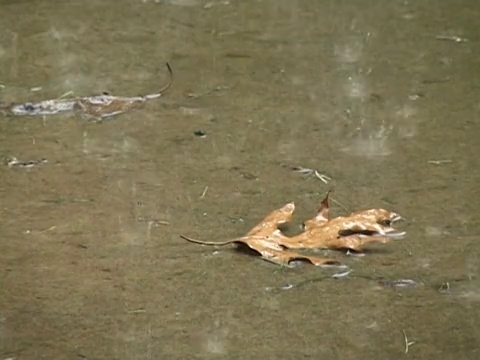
[1,0,479,359]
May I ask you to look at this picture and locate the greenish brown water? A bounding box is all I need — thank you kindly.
[1,0,479,358]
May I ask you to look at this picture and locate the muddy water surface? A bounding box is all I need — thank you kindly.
[1,0,479,359]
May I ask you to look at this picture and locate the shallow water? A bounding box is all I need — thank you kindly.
[1,0,479,358]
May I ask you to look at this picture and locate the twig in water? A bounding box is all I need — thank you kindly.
[421,77,451,84]
[428,159,452,165]
[57,90,74,99]
[330,197,349,212]
[200,186,209,198]
[7,156,48,168]
[435,34,468,43]
[403,329,416,354]
[126,309,146,314]
[332,269,352,279]
[380,279,417,289]
[291,166,315,175]
[280,283,294,290]
[313,170,332,184]
[137,217,170,226]
[291,166,332,184]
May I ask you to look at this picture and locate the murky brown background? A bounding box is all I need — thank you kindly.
[1,0,479,359]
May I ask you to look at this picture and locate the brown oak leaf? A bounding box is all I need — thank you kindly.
[180,191,405,267]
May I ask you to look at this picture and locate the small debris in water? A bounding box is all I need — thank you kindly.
[421,77,452,84]
[331,269,352,279]
[30,87,42,92]
[428,159,452,165]
[136,217,170,225]
[346,250,365,257]
[403,329,416,354]
[6,156,48,168]
[290,165,332,184]
[408,93,423,101]
[126,308,146,314]
[435,34,468,43]
[57,90,74,100]
[379,279,417,288]
[194,130,207,138]
[200,186,209,198]
[438,281,450,293]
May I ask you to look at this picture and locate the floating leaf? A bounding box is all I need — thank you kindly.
[2,63,172,120]
[181,192,405,267]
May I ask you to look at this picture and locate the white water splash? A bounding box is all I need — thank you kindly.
[341,120,394,157]
[334,35,366,64]
[202,318,229,355]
